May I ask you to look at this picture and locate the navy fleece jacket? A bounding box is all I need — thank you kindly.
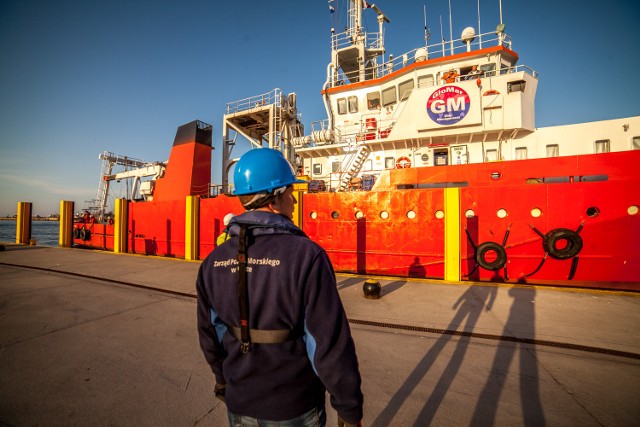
[196,210,363,423]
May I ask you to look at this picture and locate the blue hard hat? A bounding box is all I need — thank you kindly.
[233,148,305,195]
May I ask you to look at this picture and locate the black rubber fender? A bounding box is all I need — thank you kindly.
[73,227,81,239]
[79,228,91,241]
[475,241,507,271]
[543,228,583,260]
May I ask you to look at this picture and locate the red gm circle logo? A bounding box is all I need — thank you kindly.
[427,86,470,125]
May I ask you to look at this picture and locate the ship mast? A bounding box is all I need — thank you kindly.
[330,0,389,86]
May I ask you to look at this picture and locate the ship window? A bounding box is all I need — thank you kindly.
[367,92,381,110]
[595,139,610,153]
[337,98,347,115]
[508,80,526,93]
[385,157,395,169]
[332,161,340,173]
[418,74,434,88]
[485,149,498,162]
[312,163,322,175]
[515,147,528,160]
[399,79,414,101]
[364,159,373,171]
[382,86,397,107]
[480,63,496,77]
[348,96,358,113]
[500,61,512,74]
[632,136,640,150]
[546,144,559,157]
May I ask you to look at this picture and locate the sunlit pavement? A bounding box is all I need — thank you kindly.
[1,246,639,426]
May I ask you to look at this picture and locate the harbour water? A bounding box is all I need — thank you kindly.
[0,220,59,247]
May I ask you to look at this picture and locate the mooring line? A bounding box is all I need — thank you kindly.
[348,318,640,360]
[2,261,639,361]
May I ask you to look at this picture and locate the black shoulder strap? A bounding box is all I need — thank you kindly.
[234,223,304,353]
[237,225,251,353]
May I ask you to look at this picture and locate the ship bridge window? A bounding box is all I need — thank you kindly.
[508,80,527,93]
[382,86,397,107]
[480,63,496,77]
[367,92,381,110]
[337,98,348,115]
[632,136,640,150]
[348,96,358,113]
[312,163,322,175]
[332,161,340,173]
[418,74,434,88]
[399,79,414,101]
[500,60,512,75]
[595,139,610,153]
[546,144,559,157]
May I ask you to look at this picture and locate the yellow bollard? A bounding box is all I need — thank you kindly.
[185,195,200,261]
[58,200,75,247]
[292,181,308,229]
[16,202,32,245]
[444,188,461,282]
[114,198,128,253]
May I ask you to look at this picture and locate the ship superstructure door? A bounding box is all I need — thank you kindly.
[451,145,469,165]
[434,148,449,166]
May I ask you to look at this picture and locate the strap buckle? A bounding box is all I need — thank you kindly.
[240,341,252,354]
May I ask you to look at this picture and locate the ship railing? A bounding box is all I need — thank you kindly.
[225,88,283,115]
[206,183,234,197]
[330,30,532,87]
[331,30,382,52]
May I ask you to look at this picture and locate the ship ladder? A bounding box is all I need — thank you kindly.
[338,146,370,192]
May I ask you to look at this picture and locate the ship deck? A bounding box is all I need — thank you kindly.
[1,244,638,426]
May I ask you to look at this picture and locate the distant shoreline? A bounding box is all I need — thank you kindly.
[0,218,59,221]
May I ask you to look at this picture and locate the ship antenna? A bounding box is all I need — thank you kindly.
[477,0,482,48]
[448,0,454,55]
[499,0,503,25]
[439,15,445,55]
[423,3,428,45]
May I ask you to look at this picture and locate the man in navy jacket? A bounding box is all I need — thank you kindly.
[196,148,363,426]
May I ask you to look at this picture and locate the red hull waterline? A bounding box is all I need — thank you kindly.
[72,121,640,292]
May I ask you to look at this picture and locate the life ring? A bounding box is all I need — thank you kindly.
[395,156,411,169]
[475,241,507,271]
[80,228,91,241]
[483,89,500,96]
[543,228,583,260]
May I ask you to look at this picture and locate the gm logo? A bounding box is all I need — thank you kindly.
[427,86,470,125]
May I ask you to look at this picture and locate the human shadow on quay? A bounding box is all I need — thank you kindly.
[371,283,545,426]
[469,286,545,426]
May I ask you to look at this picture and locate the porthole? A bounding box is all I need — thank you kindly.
[586,206,600,217]
[465,209,475,218]
[355,210,364,219]
[490,171,502,180]
[310,211,318,220]
[331,211,339,219]
[628,205,639,216]
[497,208,507,219]
[530,208,542,218]
[380,211,389,219]
[435,210,444,219]
[407,210,416,219]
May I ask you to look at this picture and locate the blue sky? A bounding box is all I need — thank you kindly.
[1,0,639,216]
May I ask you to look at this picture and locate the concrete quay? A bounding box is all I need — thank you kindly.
[1,245,639,426]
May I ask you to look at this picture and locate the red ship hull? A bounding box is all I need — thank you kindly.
[73,138,640,290]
